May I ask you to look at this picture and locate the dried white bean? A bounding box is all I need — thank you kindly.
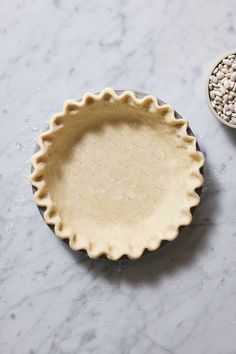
[221,68,228,74]
[224,80,230,89]
[229,104,235,112]
[215,96,222,102]
[221,113,228,120]
[223,59,231,66]
[210,75,218,84]
[231,72,236,81]
[224,93,229,99]
[224,104,229,111]
[210,91,215,99]
[219,86,226,94]
[216,71,224,80]
[232,63,236,70]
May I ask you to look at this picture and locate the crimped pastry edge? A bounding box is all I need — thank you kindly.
[30,88,205,260]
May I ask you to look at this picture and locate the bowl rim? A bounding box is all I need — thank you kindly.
[31,89,204,260]
[206,50,236,129]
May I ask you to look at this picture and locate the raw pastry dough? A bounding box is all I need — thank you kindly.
[30,88,204,260]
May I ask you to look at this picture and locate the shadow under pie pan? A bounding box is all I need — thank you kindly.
[31,89,204,261]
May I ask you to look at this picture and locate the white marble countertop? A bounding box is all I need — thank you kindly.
[1,0,236,353]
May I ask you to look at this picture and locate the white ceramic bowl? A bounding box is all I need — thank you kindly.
[206,51,236,129]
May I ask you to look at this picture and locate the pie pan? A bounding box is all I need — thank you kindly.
[30,88,204,260]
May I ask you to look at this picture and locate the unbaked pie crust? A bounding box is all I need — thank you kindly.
[30,88,204,260]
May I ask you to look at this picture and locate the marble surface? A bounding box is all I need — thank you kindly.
[0,0,236,353]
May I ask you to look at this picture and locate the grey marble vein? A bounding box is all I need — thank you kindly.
[0,0,236,353]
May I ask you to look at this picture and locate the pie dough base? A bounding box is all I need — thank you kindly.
[31,89,204,260]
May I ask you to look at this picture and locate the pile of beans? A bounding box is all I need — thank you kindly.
[208,53,236,125]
